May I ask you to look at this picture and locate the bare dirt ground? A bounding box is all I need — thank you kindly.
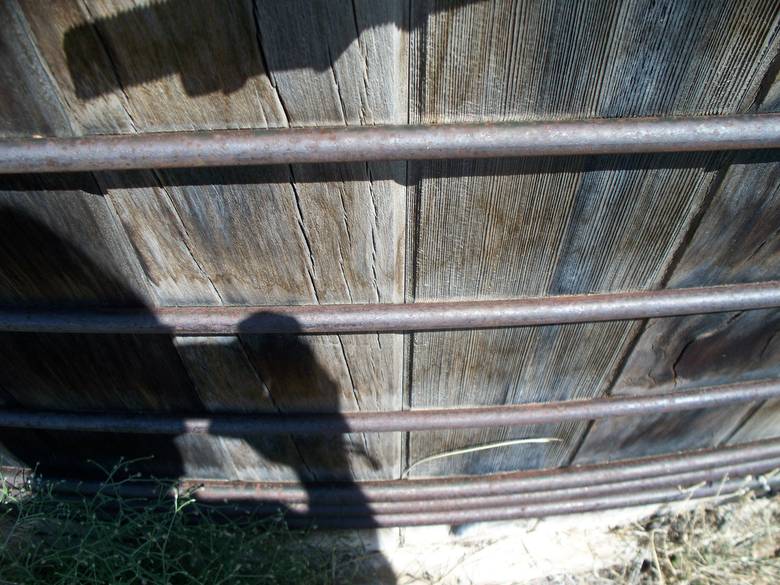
[372,492,780,584]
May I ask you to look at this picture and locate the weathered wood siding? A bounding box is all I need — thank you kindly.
[0,0,778,482]
[576,61,780,463]
[406,0,780,475]
[1,0,407,481]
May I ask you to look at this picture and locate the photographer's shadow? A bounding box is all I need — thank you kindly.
[0,197,197,479]
[0,201,394,581]
[225,319,396,579]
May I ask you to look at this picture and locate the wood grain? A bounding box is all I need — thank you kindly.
[729,398,780,444]
[575,55,780,463]
[16,0,406,480]
[407,0,780,476]
[3,0,780,490]
[574,153,780,462]
[724,56,780,447]
[0,0,203,478]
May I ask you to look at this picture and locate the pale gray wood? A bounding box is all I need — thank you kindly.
[250,0,405,475]
[18,0,407,480]
[0,0,73,138]
[407,0,780,476]
[5,0,780,488]
[13,0,271,479]
[729,398,780,444]
[575,56,780,464]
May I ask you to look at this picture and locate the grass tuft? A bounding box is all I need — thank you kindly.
[0,459,362,585]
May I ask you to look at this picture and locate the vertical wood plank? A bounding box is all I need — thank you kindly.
[248,0,407,480]
[407,0,780,476]
[575,61,780,462]
[0,0,203,478]
[18,0,407,480]
[574,152,780,462]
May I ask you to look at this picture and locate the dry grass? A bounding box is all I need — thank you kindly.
[2,460,778,584]
[599,493,780,584]
[0,461,366,585]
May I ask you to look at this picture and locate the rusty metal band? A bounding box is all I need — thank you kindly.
[21,463,777,528]
[0,379,776,435]
[25,437,780,504]
[1,280,778,335]
[0,114,779,173]
[286,475,780,528]
[187,456,780,516]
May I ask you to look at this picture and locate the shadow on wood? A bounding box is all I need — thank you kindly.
[0,205,394,578]
[64,0,483,100]
[0,203,197,478]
